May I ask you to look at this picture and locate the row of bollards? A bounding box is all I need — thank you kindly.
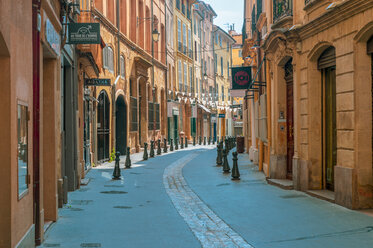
[113,135,235,180]
[215,137,239,180]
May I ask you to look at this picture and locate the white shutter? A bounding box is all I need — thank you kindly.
[259,93,268,142]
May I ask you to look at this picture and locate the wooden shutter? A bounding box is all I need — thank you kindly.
[130,97,138,131]
[318,47,336,70]
[148,102,154,130]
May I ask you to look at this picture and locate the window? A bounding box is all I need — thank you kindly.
[227,43,229,51]
[228,62,230,77]
[214,53,217,72]
[103,46,114,73]
[148,101,154,130]
[183,24,187,54]
[18,103,29,198]
[177,20,182,52]
[120,55,125,78]
[219,36,222,47]
[184,62,188,92]
[215,34,218,44]
[178,60,183,91]
[189,66,193,93]
[130,97,138,131]
[239,49,242,57]
[194,41,197,61]
[188,28,192,58]
[221,57,223,76]
[221,86,225,101]
[155,103,160,130]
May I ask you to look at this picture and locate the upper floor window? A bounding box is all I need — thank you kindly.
[239,50,242,57]
[221,57,223,76]
[183,23,187,53]
[177,19,182,51]
[103,46,114,73]
[120,55,125,78]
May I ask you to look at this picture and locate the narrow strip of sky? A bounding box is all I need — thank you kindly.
[202,0,243,33]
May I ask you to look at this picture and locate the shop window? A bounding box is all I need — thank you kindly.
[130,97,138,131]
[17,103,29,198]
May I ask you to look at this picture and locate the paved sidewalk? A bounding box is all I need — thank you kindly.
[39,145,373,248]
[183,149,373,248]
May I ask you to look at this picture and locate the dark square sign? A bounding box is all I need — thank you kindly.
[231,67,252,90]
[68,23,101,44]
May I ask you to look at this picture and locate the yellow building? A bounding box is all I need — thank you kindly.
[213,25,235,138]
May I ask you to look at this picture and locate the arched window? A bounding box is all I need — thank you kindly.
[103,46,114,73]
[120,55,125,78]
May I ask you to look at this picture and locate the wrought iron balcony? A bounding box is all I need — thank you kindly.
[273,0,293,23]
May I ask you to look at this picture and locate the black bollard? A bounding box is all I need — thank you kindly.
[185,137,188,148]
[150,140,155,158]
[157,139,162,155]
[213,138,216,145]
[208,137,211,145]
[193,136,196,146]
[163,138,168,153]
[225,138,229,151]
[181,137,184,149]
[216,142,223,166]
[112,151,121,179]
[170,139,174,151]
[175,137,179,150]
[231,152,240,180]
[125,147,131,168]
[222,148,230,173]
[143,143,148,161]
[203,137,206,146]
[199,136,202,145]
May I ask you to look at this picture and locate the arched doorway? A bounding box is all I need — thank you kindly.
[284,58,294,179]
[97,90,110,161]
[318,46,336,191]
[116,95,127,155]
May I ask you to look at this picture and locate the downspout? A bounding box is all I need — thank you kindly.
[164,1,168,139]
[151,0,155,138]
[113,0,120,153]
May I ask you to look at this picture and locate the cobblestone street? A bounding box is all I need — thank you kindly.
[39,146,373,248]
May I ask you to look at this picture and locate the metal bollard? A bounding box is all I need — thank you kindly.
[203,136,206,146]
[216,142,223,166]
[150,140,155,158]
[143,143,148,160]
[112,151,121,179]
[181,137,184,149]
[199,136,202,145]
[170,139,174,151]
[208,137,211,145]
[231,152,240,180]
[163,138,168,153]
[185,137,188,148]
[175,137,179,150]
[222,148,230,173]
[157,139,162,155]
[125,147,131,169]
[193,136,196,146]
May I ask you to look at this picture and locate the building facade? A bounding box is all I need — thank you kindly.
[242,0,373,209]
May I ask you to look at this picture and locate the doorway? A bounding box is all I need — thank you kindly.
[285,58,294,179]
[319,47,337,191]
[97,90,110,161]
[116,95,127,155]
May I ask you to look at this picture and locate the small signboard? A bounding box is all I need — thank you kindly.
[84,78,111,87]
[68,23,101,44]
[45,18,61,56]
[231,67,252,90]
[218,114,226,118]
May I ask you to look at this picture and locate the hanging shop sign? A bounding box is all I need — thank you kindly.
[218,114,226,118]
[45,18,61,56]
[68,23,101,44]
[84,78,111,87]
[231,67,252,90]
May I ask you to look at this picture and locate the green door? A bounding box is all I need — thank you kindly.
[324,67,337,190]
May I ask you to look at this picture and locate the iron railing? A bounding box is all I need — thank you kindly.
[273,0,293,23]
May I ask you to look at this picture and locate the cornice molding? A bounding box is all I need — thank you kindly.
[296,0,373,40]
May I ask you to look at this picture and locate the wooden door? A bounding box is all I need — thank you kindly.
[285,59,294,179]
[324,68,337,190]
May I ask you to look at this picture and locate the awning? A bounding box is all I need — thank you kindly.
[198,104,211,113]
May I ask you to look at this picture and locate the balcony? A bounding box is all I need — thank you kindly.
[273,0,293,24]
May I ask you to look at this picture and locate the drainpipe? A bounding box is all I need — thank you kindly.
[164,1,168,139]
[113,0,120,153]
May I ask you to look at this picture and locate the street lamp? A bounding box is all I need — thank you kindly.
[152,29,160,42]
[204,73,208,81]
